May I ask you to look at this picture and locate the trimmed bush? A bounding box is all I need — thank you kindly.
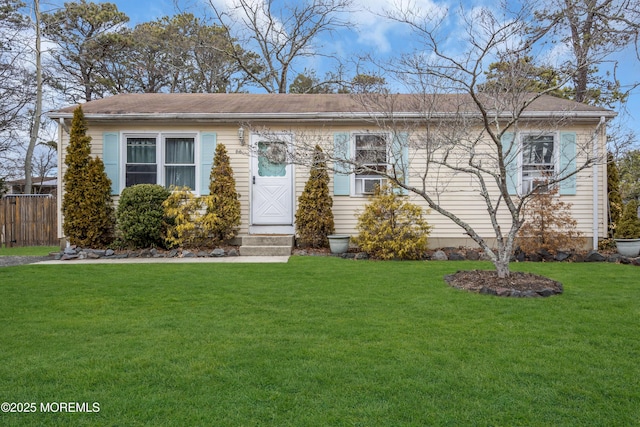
[295,145,335,248]
[201,143,241,244]
[615,200,640,239]
[355,184,430,260]
[62,106,115,247]
[116,184,170,249]
[163,186,204,248]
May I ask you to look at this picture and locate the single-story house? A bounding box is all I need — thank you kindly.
[3,176,57,196]
[49,93,615,250]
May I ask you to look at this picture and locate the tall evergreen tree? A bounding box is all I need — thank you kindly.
[295,145,335,248]
[202,143,241,243]
[62,106,114,247]
[607,153,623,238]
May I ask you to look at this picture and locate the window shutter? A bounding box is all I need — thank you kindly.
[559,131,577,195]
[391,132,409,195]
[333,132,350,196]
[103,132,119,195]
[200,133,217,195]
[501,132,518,195]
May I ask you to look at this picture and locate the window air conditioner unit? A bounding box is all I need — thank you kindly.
[362,177,385,194]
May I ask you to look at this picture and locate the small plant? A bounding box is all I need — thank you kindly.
[163,187,205,248]
[116,184,170,249]
[201,143,241,244]
[62,106,115,247]
[355,184,430,260]
[517,188,583,255]
[295,145,335,248]
[615,200,640,239]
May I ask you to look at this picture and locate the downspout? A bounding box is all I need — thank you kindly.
[593,116,606,249]
[58,117,67,245]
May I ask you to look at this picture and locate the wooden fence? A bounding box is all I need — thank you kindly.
[0,195,58,247]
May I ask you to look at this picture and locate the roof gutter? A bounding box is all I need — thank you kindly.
[47,110,617,122]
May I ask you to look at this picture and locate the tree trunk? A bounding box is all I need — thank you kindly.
[25,0,42,195]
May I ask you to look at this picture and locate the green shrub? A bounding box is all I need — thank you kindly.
[201,143,241,244]
[116,184,170,248]
[355,184,430,260]
[615,200,640,239]
[295,145,335,248]
[62,106,115,247]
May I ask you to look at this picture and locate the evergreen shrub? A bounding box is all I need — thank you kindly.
[355,184,430,260]
[116,184,170,248]
[295,145,335,248]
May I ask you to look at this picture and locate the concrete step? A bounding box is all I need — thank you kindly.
[242,235,294,247]
[239,234,294,256]
[239,245,293,256]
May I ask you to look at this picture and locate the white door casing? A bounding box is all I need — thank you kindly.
[250,133,294,231]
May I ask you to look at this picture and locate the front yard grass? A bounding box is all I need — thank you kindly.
[0,245,59,256]
[1,257,638,426]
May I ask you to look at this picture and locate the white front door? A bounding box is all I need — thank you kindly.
[250,134,294,231]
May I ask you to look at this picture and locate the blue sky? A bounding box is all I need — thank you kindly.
[43,0,640,141]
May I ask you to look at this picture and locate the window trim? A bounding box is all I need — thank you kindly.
[351,131,390,196]
[121,131,200,194]
[519,132,559,194]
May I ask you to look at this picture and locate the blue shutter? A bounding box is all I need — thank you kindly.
[333,132,350,196]
[200,133,217,195]
[103,132,119,195]
[501,132,518,195]
[559,131,577,195]
[391,132,409,195]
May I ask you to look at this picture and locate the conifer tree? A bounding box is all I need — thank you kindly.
[62,106,114,246]
[295,145,335,248]
[201,143,241,243]
[607,153,623,238]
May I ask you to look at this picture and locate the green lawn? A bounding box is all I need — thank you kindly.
[0,245,59,256]
[1,258,638,426]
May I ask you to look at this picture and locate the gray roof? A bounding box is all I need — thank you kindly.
[48,93,615,121]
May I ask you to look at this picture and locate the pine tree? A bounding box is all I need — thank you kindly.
[616,200,640,239]
[62,106,114,247]
[607,152,623,238]
[201,143,241,243]
[295,145,335,248]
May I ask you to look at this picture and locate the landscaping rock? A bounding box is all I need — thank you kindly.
[105,249,115,257]
[355,252,369,260]
[211,248,226,257]
[182,250,195,258]
[555,251,571,262]
[167,249,179,258]
[466,250,480,261]
[448,251,465,261]
[432,250,448,261]
[585,250,606,262]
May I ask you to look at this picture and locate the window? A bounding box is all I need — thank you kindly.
[126,137,157,187]
[354,133,388,195]
[124,133,196,191]
[521,134,555,193]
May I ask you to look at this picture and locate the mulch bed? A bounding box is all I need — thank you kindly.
[444,270,563,297]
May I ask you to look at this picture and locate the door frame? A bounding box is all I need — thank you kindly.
[249,132,295,234]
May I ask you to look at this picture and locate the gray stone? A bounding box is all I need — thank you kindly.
[182,250,196,258]
[538,249,554,261]
[150,248,158,257]
[448,252,465,261]
[466,250,480,261]
[77,252,88,260]
[167,249,179,258]
[61,254,78,260]
[87,251,101,259]
[114,253,129,259]
[228,248,239,257]
[197,251,209,257]
[555,251,571,262]
[64,246,77,255]
[585,250,606,262]
[105,249,115,257]
[140,249,152,258]
[355,252,369,260]
[211,248,226,257]
[432,250,448,261]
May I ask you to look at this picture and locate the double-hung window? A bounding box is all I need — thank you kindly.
[521,134,555,193]
[124,133,196,191]
[354,133,388,195]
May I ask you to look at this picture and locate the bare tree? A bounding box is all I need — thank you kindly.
[253,3,612,278]
[209,0,353,93]
[535,0,640,107]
